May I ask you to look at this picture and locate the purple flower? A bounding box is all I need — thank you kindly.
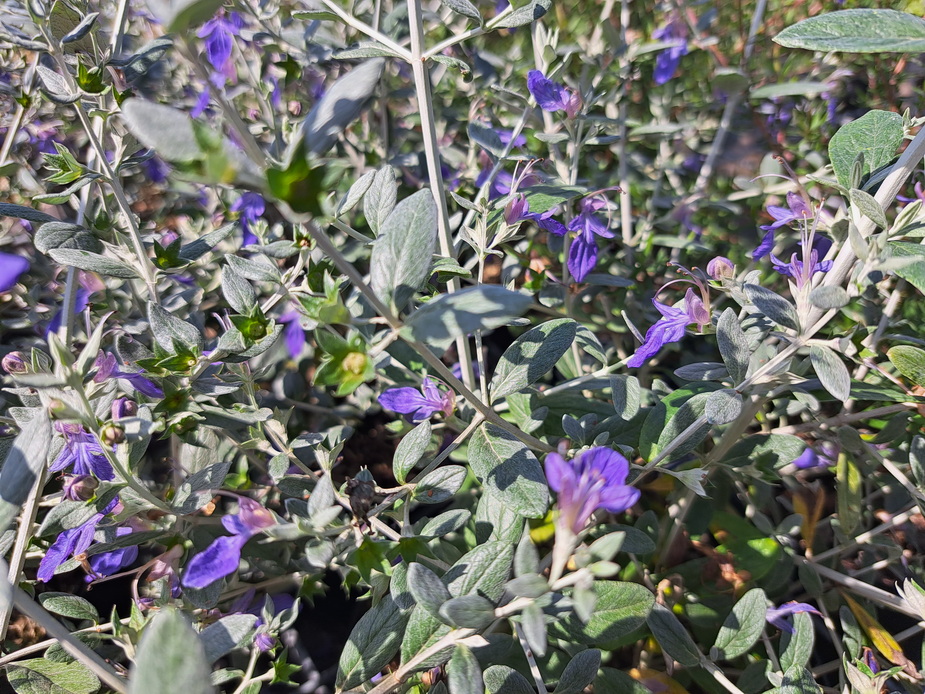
[231,192,265,246]
[47,287,91,337]
[0,252,29,292]
[191,86,212,118]
[147,545,183,597]
[497,129,527,149]
[182,497,277,589]
[706,256,734,280]
[197,12,243,80]
[62,475,98,501]
[279,311,306,359]
[94,352,164,399]
[770,240,833,289]
[49,422,114,481]
[37,498,118,582]
[566,197,614,282]
[791,442,838,470]
[627,288,709,368]
[753,193,812,259]
[766,601,821,634]
[143,154,170,184]
[504,194,568,235]
[379,377,455,423]
[545,447,640,534]
[527,70,581,117]
[652,20,689,85]
[87,526,139,581]
[451,361,480,380]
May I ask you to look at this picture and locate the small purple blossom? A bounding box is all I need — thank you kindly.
[627,288,709,368]
[142,154,170,184]
[0,252,29,292]
[87,525,139,581]
[379,377,455,423]
[231,192,266,246]
[62,475,98,501]
[182,497,277,589]
[766,601,821,634]
[47,287,92,337]
[545,447,640,534]
[770,237,833,289]
[527,70,581,117]
[49,422,114,481]
[37,498,119,582]
[197,12,244,80]
[504,194,568,235]
[652,19,689,85]
[566,197,614,282]
[279,310,306,359]
[791,442,838,470]
[753,192,813,260]
[93,352,164,399]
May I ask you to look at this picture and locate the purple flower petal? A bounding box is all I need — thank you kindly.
[568,232,598,282]
[527,70,573,113]
[379,387,429,415]
[766,602,821,633]
[0,252,29,292]
[38,517,100,582]
[182,534,250,589]
[544,452,569,493]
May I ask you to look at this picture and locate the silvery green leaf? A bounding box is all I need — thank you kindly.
[911,436,925,488]
[401,286,532,352]
[122,98,202,163]
[777,664,823,694]
[172,462,232,515]
[370,189,438,312]
[587,531,625,562]
[440,0,481,22]
[710,588,767,660]
[224,254,281,283]
[660,468,709,497]
[610,375,640,419]
[810,345,851,401]
[647,603,701,668]
[514,533,540,577]
[674,362,729,382]
[0,203,59,224]
[38,593,99,622]
[431,55,471,75]
[0,409,51,534]
[448,645,484,694]
[148,302,203,353]
[468,424,549,519]
[337,169,376,216]
[549,582,653,646]
[468,122,505,157]
[302,59,384,156]
[33,176,101,205]
[6,659,101,694]
[365,166,397,235]
[826,109,903,189]
[705,388,743,425]
[490,318,577,402]
[780,612,815,672]
[474,493,525,544]
[484,665,534,694]
[419,509,470,538]
[717,307,751,383]
[553,650,601,694]
[393,419,432,484]
[307,473,335,517]
[34,222,102,254]
[775,9,925,54]
[61,11,98,43]
[809,285,850,310]
[36,65,78,103]
[408,562,451,616]
[179,224,237,262]
[48,249,138,278]
[520,601,547,657]
[439,595,496,629]
[199,614,258,663]
[504,574,548,599]
[221,264,257,315]
[413,465,466,504]
[723,433,807,469]
[336,596,409,690]
[116,36,173,84]
[849,188,888,228]
[152,0,224,33]
[128,608,213,694]
[744,284,799,331]
[494,0,550,27]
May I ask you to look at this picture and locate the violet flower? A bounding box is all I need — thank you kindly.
[0,252,29,292]
[93,352,164,399]
[47,288,91,337]
[766,601,821,634]
[87,526,139,581]
[504,194,568,235]
[527,70,581,117]
[566,197,614,282]
[37,498,121,582]
[197,11,243,81]
[278,310,306,359]
[791,441,838,470]
[627,288,710,368]
[181,497,277,589]
[379,377,455,423]
[769,236,833,289]
[544,447,640,534]
[49,422,114,481]
[753,192,812,260]
[231,192,266,246]
[652,19,689,85]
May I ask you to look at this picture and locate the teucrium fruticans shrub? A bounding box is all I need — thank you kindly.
[1,2,925,693]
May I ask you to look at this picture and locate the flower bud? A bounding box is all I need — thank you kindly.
[62,475,98,501]
[706,256,735,280]
[112,397,137,420]
[2,351,28,374]
[100,423,125,445]
[504,194,529,225]
[565,91,583,120]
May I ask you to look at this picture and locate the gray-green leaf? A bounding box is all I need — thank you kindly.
[490,319,577,403]
[468,424,549,519]
[128,608,214,694]
[710,588,767,661]
[775,9,925,54]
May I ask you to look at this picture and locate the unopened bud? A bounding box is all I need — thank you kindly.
[2,351,28,374]
[565,91,582,119]
[112,397,137,420]
[504,194,529,225]
[707,256,735,280]
[63,475,98,501]
[100,423,125,445]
